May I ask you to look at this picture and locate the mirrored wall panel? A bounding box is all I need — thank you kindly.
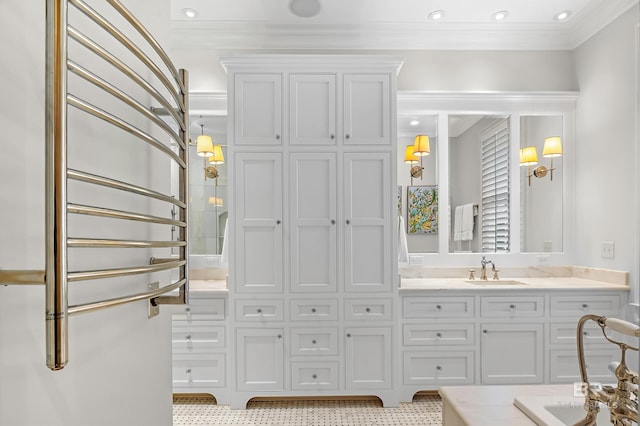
[189,115,228,255]
[397,115,438,254]
[520,115,563,253]
[449,115,510,253]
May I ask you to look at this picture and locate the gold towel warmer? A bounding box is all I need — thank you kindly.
[0,0,189,371]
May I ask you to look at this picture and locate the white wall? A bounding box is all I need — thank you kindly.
[0,1,174,425]
[574,5,640,303]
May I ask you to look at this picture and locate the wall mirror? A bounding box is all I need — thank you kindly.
[448,114,511,254]
[397,115,439,253]
[520,115,564,253]
[188,115,228,256]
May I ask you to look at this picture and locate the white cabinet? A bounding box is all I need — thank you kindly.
[343,74,391,145]
[345,327,392,390]
[236,328,285,392]
[234,152,283,293]
[171,293,227,394]
[234,74,282,145]
[289,74,336,145]
[480,323,544,384]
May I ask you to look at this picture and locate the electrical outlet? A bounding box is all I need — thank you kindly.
[600,242,615,259]
[543,241,552,252]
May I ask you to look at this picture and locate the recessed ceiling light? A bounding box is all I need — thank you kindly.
[491,10,509,21]
[428,10,445,21]
[554,10,572,21]
[289,0,322,18]
[182,8,199,19]
[410,119,420,126]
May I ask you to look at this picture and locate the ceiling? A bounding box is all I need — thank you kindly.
[170,0,638,50]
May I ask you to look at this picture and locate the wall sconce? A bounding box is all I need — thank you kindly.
[520,136,562,186]
[195,124,214,157]
[409,135,430,182]
[404,145,422,178]
[205,145,225,180]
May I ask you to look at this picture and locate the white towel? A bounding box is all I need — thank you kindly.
[220,218,229,266]
[398,216,409,264]
[454,204,474,242]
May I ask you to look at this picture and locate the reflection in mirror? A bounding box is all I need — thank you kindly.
[189,115,228,255]
[397,115,438,254]
[520,115,563,253]
[449,115,510,253]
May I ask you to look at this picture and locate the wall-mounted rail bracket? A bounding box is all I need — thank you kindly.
[148,282,160,318]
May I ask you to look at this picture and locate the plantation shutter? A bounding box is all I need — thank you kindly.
[480,119,510,252]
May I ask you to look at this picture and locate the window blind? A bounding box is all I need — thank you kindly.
[480,119,510,252]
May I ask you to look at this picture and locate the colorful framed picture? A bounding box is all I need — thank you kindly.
[407,185,438,234]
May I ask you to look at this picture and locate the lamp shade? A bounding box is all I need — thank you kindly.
[542,136,562,157]
[208,196,223,207]
[404,145,419,164]
[196,134,214,157]
[208,145,225,164]
[413,135,430,156]
[520,146,538,166]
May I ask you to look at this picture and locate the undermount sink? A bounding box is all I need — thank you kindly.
[514,395,611,426]
[465,279,528,285]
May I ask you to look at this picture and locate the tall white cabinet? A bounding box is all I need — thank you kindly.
[221,55,403,408]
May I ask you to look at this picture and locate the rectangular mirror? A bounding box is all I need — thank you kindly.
[520,115,563,253]
[448,115,511,253]
[397,115,439,253]
[189,115,228,256]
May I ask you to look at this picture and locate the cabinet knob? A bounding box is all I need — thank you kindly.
[185,368,192,377]
[581,303,589,309]
[483,330,488,335]
[509,304,516,310]
[330,134,335,140]
[331,219,336,225]
[277,334,282,339]
[276,219,281,225]
[257,308,262,314]
[185,307,191,313]
[583,331,589,336]
[365,307,371,313]
[311,308,317,313]
[436,366,442,371]
[185,334,192,341]
[312,374,318,379]
[275,134,280,140]
[436,305,442,310]
[346,219,351,225]
[345,134,350,139]
[346,333,351,338]
[436,332,442,338]
[312,340,317,344]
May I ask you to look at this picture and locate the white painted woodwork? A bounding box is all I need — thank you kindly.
[343,74,390,145]
[234,74,282,145]
[345,327,393,390]
[236,328,285,391]
[289,74,337,145]
[290,153,337,292]
[234,152,283,292]
[403,350,475,385]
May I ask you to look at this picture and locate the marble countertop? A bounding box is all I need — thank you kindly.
[187,279,228,293]
[399,276,630,291]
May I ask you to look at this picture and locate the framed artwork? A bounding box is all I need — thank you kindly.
[407,185,438,234]
[397,186,402,217]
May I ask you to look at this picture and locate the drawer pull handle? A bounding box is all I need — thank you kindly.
[277,334,283,339]
[312,340,317,344]
[276,220,281,225]
[436,332,442,338]
[185,307,191,313]
[436,366,442,371]
[312,374,318,379]
[365,307,371,313]
[311,308,317,313]
[583,331,589,336]
[186,368,192,381]
[346,219,351,225]
[436,305,442,310]
[582,304,589,309]
[185,335,192,341]
[509,304,516,310]
[257,308,262,314]
[346,333,351,338]
[483,330,488,335]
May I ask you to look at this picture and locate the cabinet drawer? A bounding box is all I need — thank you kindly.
[172,323,225,351]
[549,322,607,345]
[235,299,284,322]
[549,348,618,383]
[480,296,544,318]
[549,295,621,318]
[344,298,392,321]
[403,350,474,385]
[173,297,225,321]
[173,353,225,389]
[403,324,475,346]
[291,361,339,391]
[290,299,338,321]
[402,296,474,319]
[290,327,338,356]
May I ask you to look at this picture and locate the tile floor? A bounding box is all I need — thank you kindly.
[173,393,442,425]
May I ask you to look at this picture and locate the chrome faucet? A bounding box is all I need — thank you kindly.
[480,256,495,280]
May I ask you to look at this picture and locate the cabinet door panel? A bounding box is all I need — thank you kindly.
[235,153,283,292]
[344,153,391,292]
[234,74,282,145]
[481,323,543,384]
[290,153,337,292]
[236,328,284,391]
[345,327,392,390]
[403,350,475,385]
[343,74,390,145]
[290,74,336,145]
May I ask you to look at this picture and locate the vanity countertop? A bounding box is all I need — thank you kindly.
[399,266,629,291]
[187,279,228,293]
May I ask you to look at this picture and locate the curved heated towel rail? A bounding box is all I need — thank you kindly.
[0,0,189,370]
